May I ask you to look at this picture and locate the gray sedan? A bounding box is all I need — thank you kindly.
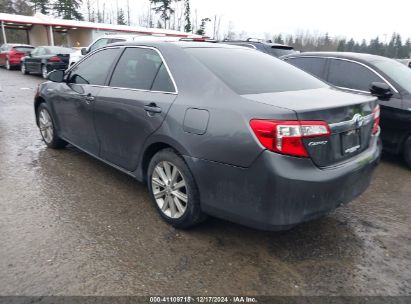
[34,41,381,230]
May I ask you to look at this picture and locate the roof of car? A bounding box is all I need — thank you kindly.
[284,51,390,63]
[222,40,293,48]
[111,40,249,50]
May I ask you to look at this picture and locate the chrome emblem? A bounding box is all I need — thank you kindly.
[353,114,364,128]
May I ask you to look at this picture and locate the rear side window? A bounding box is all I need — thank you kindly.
[13,46,34,52]
[328,59,382,91]
[185,47,327,95]
[69,48,120,85]
[110,47,175,92]
[287,57,327,78]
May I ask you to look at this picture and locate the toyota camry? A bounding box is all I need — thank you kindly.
[34,41,381,230]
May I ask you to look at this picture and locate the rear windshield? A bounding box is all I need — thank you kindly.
[46,47,74,54]
[13,46,34,52]
[185,47,327,94]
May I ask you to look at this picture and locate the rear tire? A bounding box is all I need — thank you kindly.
[404,136,411,169]
[147,148,206,229]
[41,64,48,79]
[36,103,67,149]
[21,63,28,75]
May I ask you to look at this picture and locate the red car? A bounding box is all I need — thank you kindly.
[0,44,34,70]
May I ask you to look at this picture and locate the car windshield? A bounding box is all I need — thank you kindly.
[185,47,327,95]
[373,59,411,94]
[13,46,34,52]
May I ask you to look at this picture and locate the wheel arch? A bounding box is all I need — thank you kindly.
[138,137,189,184]
[34,96,46,126]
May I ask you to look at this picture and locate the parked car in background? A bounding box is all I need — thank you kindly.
[35,42,380,231]
[284,52,411,168]
[21,46,75,78]
[0,44,34,70]
[70,34,184,66]
[397,58,411,68]
[221,38,297,57]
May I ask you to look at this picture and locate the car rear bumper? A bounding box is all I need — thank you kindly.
[9,58,22,65]
[46,63,69,71]
[184,136,381,231]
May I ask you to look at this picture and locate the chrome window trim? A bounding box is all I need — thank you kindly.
[286,55,399,93]
[329,113,374,133]
[67,45,178,95]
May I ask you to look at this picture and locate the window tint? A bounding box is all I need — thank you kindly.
[109,38,126,44]
[265,46,295,57]
[185,47,327,95]
[69,48,119,85]
[328,59,382,91]
[151,63,175,92]
[89,38,109,52]
[110,47,174,92]
[287,57,326,78]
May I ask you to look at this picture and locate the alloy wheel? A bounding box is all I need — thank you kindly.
[21,64,26,74]
[5,60,10,70]
[38,109,54,144]
[151,161,188,219]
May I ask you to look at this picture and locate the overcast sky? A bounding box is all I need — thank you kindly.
[116,0,411,42]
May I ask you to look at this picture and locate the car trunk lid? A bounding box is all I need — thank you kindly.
[244,88,378,167]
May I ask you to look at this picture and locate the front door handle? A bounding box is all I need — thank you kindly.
[144,103,162,114]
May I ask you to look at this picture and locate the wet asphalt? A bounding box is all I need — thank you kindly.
[0,68,410,296]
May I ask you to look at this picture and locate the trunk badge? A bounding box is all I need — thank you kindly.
[353,114,365,128]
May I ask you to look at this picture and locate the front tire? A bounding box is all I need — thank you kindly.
[147,148,206,229]
[21,63,28,75]
[404,136,411,169]
[37,103,67,149]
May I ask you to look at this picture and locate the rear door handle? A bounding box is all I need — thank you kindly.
[144,103,162,114]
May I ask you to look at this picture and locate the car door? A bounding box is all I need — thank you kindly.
[51,47,122,155]
[26,47,44,72]
[326,58,404,151]
[94,46,177,171]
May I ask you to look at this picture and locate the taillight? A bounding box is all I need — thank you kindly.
[372,105,380,135]
[250,120,331,157]
[48,56,61,62]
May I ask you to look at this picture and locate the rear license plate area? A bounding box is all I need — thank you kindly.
[342,129,361,155]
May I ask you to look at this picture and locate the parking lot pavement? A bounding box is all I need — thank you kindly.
[0,68,410,296]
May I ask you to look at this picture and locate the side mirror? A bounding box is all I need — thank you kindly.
[369,82,393,101]
[28,52,32,57]
[48,70,65,83]
[81,48,88,55]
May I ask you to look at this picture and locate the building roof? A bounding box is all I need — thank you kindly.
[0,13,200,37]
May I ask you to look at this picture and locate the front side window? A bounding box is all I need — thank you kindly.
[185,47,327,95]
[287,57,327,78]
[69,48,120,85]
[109,47,175,92]
[328,59,382,92]
[89,38,110,52]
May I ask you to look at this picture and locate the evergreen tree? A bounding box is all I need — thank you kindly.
[346,38,355,52]
[54,0,84,21]
[31,0,49,14]
[196,17,210,36]
[13,0,33,15]
[117,8,126,25]
[0,0,15,13]
[184,0,192,33]
[274,34,284,44]
[150,0,174,29]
